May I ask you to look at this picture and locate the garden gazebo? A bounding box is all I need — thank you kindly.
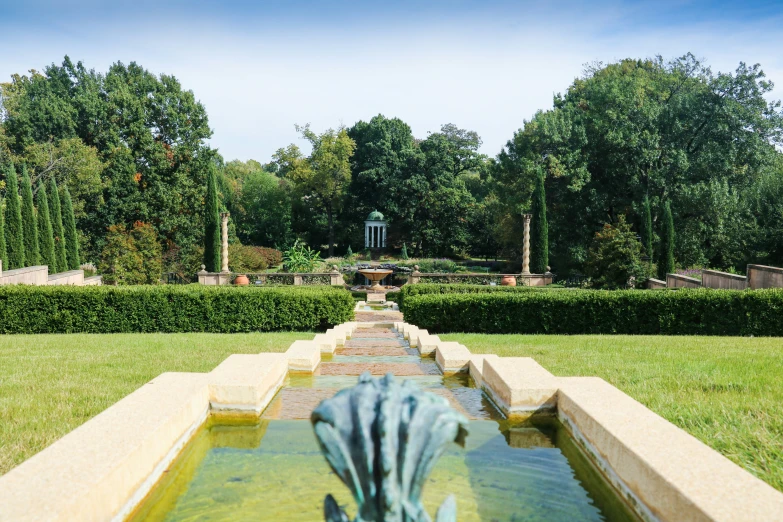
[364,210,387,249]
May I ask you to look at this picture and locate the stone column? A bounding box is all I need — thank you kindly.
[522,214,531,275]
[382,225,386,247]
[365,225,369,248]
[220,212,230,273]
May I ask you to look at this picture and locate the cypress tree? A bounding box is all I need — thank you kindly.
[657,200,675,280]
[49,178,68,273]
[640,195,653,259]
[36,184,57,271]
[20,165,39,266]
[0,197,6,269]
[4,164,24,269]
[61,184,80,270]
[203,167,220,272]
[530,169,549,273]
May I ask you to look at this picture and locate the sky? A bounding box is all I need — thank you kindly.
[1,0,782,162]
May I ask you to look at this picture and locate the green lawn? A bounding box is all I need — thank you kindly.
[0,332,310,476]
[441,333,783,492]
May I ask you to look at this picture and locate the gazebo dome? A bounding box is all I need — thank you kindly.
[367,210,385,221]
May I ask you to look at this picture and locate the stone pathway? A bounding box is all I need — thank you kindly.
[262,324,501,421]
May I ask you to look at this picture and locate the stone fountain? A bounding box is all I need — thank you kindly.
[358,268,393,291]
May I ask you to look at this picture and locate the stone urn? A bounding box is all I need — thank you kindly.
[234,274,250,286]
[500,275,517,287]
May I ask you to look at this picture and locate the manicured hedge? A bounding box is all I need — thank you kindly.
[397,283,562,311]
[0,285,354,334]
[403,288,783,336]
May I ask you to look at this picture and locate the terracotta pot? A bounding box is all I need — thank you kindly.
[500,275,517,287]
[234,274,250,286]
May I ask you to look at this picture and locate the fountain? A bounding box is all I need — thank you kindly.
[358,268,393,291]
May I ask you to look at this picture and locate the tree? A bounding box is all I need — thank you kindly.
[237,169,293,248]
[131,222,163,284]
[530,169,549,273]
[35,184,56,271]
[61,184,80,270]
[400,243,408,260]
[98,222,163,285]
[658,201,675,279]
[0,197,7,268]
[3,164,24,268]
[285,124,356,257]
[20,165,39,265]
[586,216,645,289]
[203,166,220,272]
[49,177,67,273]
[640,196,653,260]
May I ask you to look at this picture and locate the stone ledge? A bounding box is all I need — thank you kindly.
[557,376,783,522]
[417,334,441,356]
[0,372,210,522]
[285,340,321,372]
[435,342,472,373]
[468,354,500,389]
[208,354,287,412]
[481,357,558,416]
[312,333,338,354]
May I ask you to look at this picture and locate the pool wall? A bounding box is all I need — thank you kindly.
[0,320,782,521]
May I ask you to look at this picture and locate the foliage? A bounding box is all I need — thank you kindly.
[99,222,162,285]
[397,283,554,311]
[530,169,548,273]
[228,244,279,273]
[61,184,80,270]
[283,239,322,272]
[3,164,24,268]
[413,258,459,273]
[279,124,356,257]
[400,242,408,260]
[0,197,6,267]
[35,184,56,271]
[204,166,220,272]
[345,245,353,259]
[19,165,39,265]
[640,195,653,259]
[234,166,293,248]
[585,216,645,289]
[658,201,675,279]
[403,289,783,336]
[48,177,67,272]
[0,285,353,333]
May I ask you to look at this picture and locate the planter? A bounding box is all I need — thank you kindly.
[234,274,250,286]
[500,275,517,287]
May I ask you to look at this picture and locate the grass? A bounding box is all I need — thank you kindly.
[0,332,310,476]
[440,333,783,492]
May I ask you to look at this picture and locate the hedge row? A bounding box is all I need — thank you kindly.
[403,289,783,336]
[397,283,561,311]
[0,285,354,334]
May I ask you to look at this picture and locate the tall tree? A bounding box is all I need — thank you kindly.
[49,178,67,272]
[284,124,356,257]
[61,185,80,270]
[0,196,7,268]
[203,166,220,272]
[36,185,57,271]
[4,164,24,269]
[530,170,549,273]
[640,196,653,260]
[20,165,39,265]
[657,201,675,279]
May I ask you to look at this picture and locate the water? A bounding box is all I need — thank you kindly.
[127,327,639,521]
[128,418,637,521]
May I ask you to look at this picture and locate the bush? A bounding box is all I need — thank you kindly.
[228,244,282,272]
[283,239,322,272]
[397,283,559,311]
[585,216,645,289]
[402,288,783,336]
[0,285,353,333]
[99,222,163,285]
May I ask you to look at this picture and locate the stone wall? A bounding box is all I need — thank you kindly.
[47,270,85,286]
[747,264,783,290]
[701,270,747,290]
[408,273,553,286]
[84,276,103,286]
[666,273,701,288]
[0,265,49,286]
[197,271,342,286]
[647,278,667,289]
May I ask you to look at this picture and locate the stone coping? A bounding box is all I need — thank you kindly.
[47,269,85,280]
[747,264,783,274]
[701,269,747,281]
[3,319,782,522]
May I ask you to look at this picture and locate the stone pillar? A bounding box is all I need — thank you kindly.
[382,225,386,247]
[522,214,531,275]
[365,225,369,248]
[220,212,230,273]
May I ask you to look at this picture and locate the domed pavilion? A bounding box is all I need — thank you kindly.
[364,210,387,249]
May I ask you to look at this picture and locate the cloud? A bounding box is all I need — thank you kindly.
[1,0,782,161]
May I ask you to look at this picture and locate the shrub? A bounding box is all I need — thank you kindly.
[229,244,270,272]
[49,178,68,273]
[585,216,645,289]
[4,164,24,269]
[255,246,283,267]
[99,222,162,285]
[61,185,80,270]
[0,285,353,333]
[397,283,559,311]
[402,289,783,336]
[283,239,321,272]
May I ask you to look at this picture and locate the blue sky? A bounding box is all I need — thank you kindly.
[2,1,782,162]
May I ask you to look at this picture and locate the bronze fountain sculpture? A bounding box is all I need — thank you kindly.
[311,372,469,522]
